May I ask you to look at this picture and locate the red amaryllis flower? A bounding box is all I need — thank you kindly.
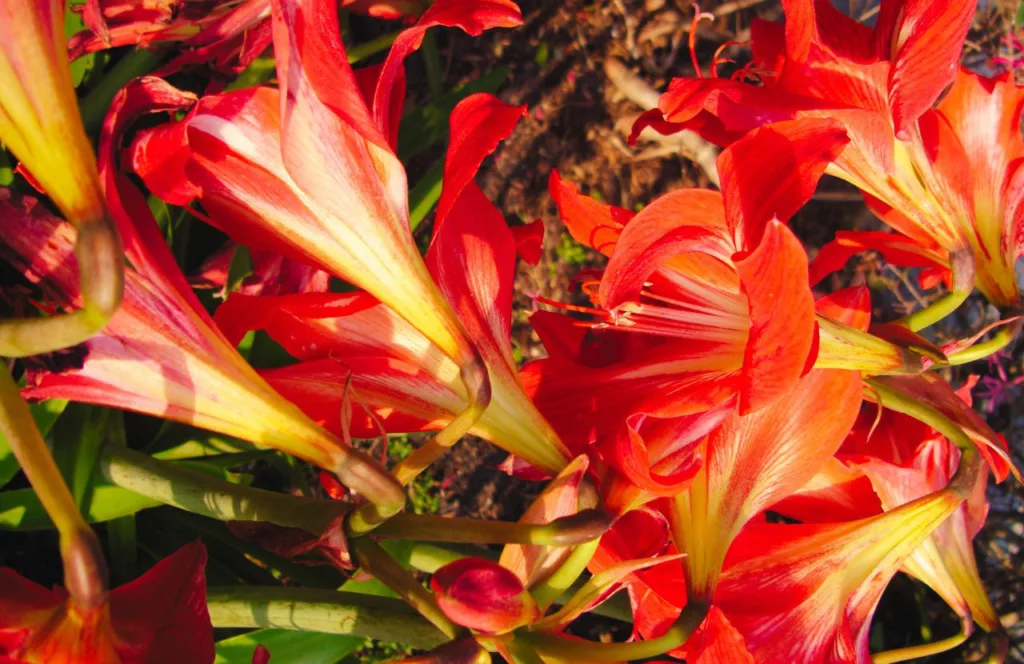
[213,93,571,475]
[778,395,1000,634]
[638,0,1024,307]
[131,0,523,416]
[0,541,212,664]
[524,125,918,453]
[0,79,402,507]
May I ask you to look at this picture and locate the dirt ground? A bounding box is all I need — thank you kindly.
[412,1,1024,661]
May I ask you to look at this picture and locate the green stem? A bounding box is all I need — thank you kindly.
[946,321,1020,366]
[530,538,600,611]
[0,363,107,607]
[420,30,444,98]
[350,537,462,641]
[892,250,973,332]
[348,30,401,64]
[99,446,346,533]
[506,637,547,664]
[206,586,448,649]
[81,49,163,135]
[872,617,972,663]
[373,509,611,546]
[518,600,708,662]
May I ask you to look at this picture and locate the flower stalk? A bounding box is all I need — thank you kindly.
[0,362,108,609]
[205,586,449,649]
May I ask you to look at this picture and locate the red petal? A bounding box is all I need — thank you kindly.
[808,230,950,287]
[734,221,816,414]
[814,286,871,331]
[599,189,733,309]
[130,119,200,206]
[548,169,634,255]
[510,219,544,266]
[437,93,525,224]
[373,0,523,146]
[874,0,974,137]
[251,644,271,664]
[718,117,849,249]
[109,541,214,664]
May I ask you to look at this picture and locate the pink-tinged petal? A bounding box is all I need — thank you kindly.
[393,639,490,664]
[873,0,974,137]
[431,558,539,634]
[437,93,526,224]
[808,230,950,287]
[599,189,733,309]
[191,243,331,297]
[734,221,816,414]
[373,0,523,145]
[263,357,461,438]
[510,219,544,265]
[815,286,871,331]
[718,118,849,249]
[670,368,862,599]
[500,456,589,587]
[548,169,634,255]
[871,374,1018,482]
[108,541,214,664]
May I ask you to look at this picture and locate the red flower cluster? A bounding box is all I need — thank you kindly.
[0,0,1019,662]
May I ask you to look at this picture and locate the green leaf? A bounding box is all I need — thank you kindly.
[0,398,68,489]
[64,3,96,87]
[0,149,13,187]
[397,68,510,162]
[224,245,254,298]
[225,56,277,92]
[0,484,161,530]
[50,404,110,510]
[1017,1,1024,27]
[215,629,362,664]
[534,42,550,68]
[409,160,444,232]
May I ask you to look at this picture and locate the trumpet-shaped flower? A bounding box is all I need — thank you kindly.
[212,93,571,475]
[524,126,919,452]
[638,0,1024,307]
[131,0,524,411]
[0,78,402,507]
[0,541,213,664]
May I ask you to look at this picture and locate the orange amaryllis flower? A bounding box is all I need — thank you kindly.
[0,541,213,664]
[131,0,524,418]
[777,396,1000,634]
[0,0,122,356]
[667,368,863,601]
[524,124,918,453]
[638,0,1024,309]
[694,477,975,663]
[0,79,402,508]
[211,93,571,475]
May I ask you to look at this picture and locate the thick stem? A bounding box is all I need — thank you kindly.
[519,600,708,662]
[946,320,1021,366]
[350,537,462,641]
[0,216,124,358]
[892,250,973,332]
[206,586,448,650]
[530,538,600,612]
[372,509,611,546]
[99,446,347,534]
[0,363,107,607]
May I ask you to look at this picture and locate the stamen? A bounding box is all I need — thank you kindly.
[689,3,716,79]
[711,41,741,79]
